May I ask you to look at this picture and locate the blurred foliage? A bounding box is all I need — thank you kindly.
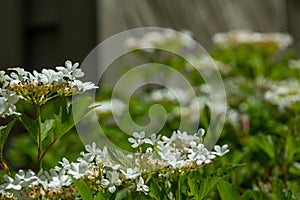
[3,30,300,199]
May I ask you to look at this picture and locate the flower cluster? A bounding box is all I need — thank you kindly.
[0,90,20,118]
[0,60,98,107]
[212,29,293,50]
[136,129,229,169]
[125,29,194,52]
[289,59,300,71]
[0,129,229,199]
[260,78,300,111]
[185,55,230,75]
[92,99,126,117]
[148,87,191,105]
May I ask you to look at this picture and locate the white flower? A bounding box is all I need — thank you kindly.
[158,148,185,168]
[0,70,9,88]
[0,90,20,117]
[186,142,215,165]
[136,177,149,194]
[39,69,62,84]
[2,175,22,191]
[212,29,293,50]
[81,142,102,162]
[125,29,195,52]
[95,146,111,165]
[47,169,72,188]
[7,67,29,84]
[101,171,122,193]
[212,144,230,156]
[120,167,140,179]
[263,79,300,111]
[144,133,160,145]
[1,170,36,191]
[128,131,146,148]
[149,88,190,105]
[36,168,72,189]
[72,80,98,92]
[59,157,71,170]
[68,160,93,179]
[56,60,84,80]
[92,99,126,116]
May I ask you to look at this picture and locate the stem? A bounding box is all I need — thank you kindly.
[40,139,57,161]
[40,122,74,164]
[0,156,11,175]
[37,106,42,170]
[177,172,182,200]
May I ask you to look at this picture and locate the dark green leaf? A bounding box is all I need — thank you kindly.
[73,178,93,200]
[115,188,131,200]
[19,114,39,140]
[217,179,243,200]
[199,177,221,199]
[0,119,17,146]
[94,192,106,200]
[192,176,221,199]
[41,119,55,141]
[149,180,162,200]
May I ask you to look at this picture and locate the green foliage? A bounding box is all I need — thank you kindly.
[91,36,300,199]
[73,179,94,200]
[2,31,300,199]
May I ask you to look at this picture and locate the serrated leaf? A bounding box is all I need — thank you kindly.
[115,188,131,200]
[217,179,243,200]
[73,179,93,200]
[41,119,55,141]
[53,98,74,138]
[199,177,222,199]
[188,175,221,199]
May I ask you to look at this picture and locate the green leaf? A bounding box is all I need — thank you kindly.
[0,119,17,146]
[252,134,275,159]
[72,95,94,124]
[41,119,55,141]
[199,177,222,199]
[53,96,93,139]
[250,190,268,200]
[94,192,106,200]
[285,134,300,164]
[217,179,244,200]
[149,180,162,200]
[190,176,221,199]
[73,179,93,200]
[115,188,131,200]
[53,99,74,139]
[272,183,293,200]
[19,114,39,140]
